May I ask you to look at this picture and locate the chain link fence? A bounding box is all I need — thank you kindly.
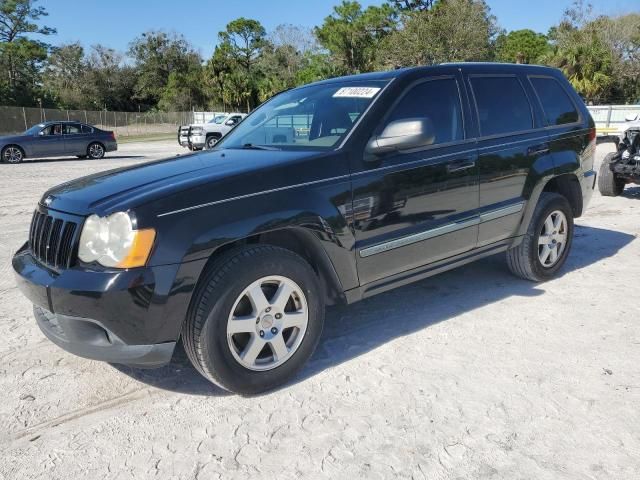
[0,106,195,137]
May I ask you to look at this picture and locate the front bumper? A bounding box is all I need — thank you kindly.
[13,245,207,367]
[34,306,175,367]
[189,134,206,148]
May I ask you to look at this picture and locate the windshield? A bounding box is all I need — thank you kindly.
[24,124,45,135]
[218,80,388,151]
[209,115,227,124]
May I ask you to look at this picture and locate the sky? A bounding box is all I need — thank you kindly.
[38,0,639,59]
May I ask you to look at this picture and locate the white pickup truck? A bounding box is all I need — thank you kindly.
[179,113,246,150]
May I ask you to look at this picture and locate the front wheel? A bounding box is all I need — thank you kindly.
[506,192,574,282]
[87,142,105,159]
[183,245,325,395]
[206,136,219,149]
[2,146,24,164]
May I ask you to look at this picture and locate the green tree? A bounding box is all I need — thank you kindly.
[495,29,550,64]
[315,1,397,74]
[206,18,268,111]
[83,45,137,111]
[128,31,202,109]
[0,0,55,105]
[391,0,435,11]
[379,0,499,68]
[545,1,615,103]
[42,42,86,108]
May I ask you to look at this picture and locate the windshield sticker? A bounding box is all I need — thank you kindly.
[333,87,381,98]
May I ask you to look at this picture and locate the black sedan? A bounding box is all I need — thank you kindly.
[0,121,118,164]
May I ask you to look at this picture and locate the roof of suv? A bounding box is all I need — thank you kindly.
[310,63,562,87]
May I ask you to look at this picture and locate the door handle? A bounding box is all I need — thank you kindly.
[527,143,550,156]
[446,159,476,173]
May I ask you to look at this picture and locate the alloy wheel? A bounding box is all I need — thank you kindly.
[226,275,308,371]
[3,147,23,163]
[89,143,104,159]
[538,210,568,267]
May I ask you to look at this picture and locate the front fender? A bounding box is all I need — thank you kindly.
[147,176,358,292]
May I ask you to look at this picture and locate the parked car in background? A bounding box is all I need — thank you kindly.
[1,121,117,164]
[13,64,595,394]
[188,113,246,150]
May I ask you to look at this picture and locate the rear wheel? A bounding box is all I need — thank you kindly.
[183,245,324,394]
[506,193,574,282]
[87,142,105,159]
[598,152,625,196]
[2,146,24,164]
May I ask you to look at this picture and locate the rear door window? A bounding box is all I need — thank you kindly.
[63,123,82,135]
[530,76,580,126]
[383,77,464,146]
[470,76,533,137]
[81,124,93,134]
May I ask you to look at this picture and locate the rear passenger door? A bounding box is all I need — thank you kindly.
[63,122,87,155]
[527,75,592,180]
[467,73,552,247]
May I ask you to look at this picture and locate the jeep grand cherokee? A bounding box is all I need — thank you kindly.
[13,64,596,394]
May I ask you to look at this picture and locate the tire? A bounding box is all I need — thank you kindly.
[2,145,24,164]
[87,142,105,159]
[206,136,219,149]
[598,152,625,196]
[183,245,325,395]
[506,192,574,282]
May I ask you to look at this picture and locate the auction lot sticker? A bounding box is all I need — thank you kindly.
[333,87,381,98]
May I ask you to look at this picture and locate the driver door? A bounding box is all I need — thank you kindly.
[352,73,480,285]
[32,123,65,157]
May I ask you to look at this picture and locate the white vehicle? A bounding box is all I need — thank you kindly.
[178,112,226,149]
[188,113,246,150]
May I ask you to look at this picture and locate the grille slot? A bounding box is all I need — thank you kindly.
[28,210,79,269]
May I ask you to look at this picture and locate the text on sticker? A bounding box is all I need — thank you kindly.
[333,87,381,98]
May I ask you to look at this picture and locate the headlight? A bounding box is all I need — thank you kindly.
[78,212,156,268]
[190,127,203,134]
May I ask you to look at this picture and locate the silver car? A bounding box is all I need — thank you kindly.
[0,121,118,164]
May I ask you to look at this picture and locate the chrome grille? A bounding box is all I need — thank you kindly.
[29,209,79,269]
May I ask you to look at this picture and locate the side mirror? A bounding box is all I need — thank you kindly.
[225,119,236,126]
[365,117,435,156]
[38,131,44,136]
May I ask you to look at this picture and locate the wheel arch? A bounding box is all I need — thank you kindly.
[515,172,582,240]
[2,143,26,160]
[541,173,583,218]
[192,226,347,307]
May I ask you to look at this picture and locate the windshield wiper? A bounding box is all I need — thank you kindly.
[241,143,281,151]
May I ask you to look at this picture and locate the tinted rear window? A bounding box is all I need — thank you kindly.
[470,76,533,136]
[81,125,93,133]
[530,76,579,126]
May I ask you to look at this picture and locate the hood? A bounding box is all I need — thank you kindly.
[42,149,322,216]
[0,133,28,144]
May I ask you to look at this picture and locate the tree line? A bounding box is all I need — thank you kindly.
[0,0,638,113]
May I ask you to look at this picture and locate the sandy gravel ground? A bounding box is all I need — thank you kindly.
[0,142,638,479]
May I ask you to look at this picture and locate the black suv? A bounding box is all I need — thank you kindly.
[13,64,596,394]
